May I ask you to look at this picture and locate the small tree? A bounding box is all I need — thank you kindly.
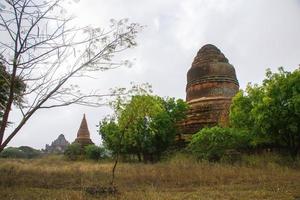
[100,95,188,162]
[99,118,122,155]
[0,0,141,151]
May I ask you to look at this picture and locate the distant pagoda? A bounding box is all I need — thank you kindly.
[74,114,94,146]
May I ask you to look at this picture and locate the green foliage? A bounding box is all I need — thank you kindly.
[0,147,27,158]
[84,145,105,160]
[0,146,41,159]
[99,95,188,162]
[0,63,8,122]
[64,144,107,161]
[0,61,25,124]
[64,143,82,160]
[188,126,251,161]
[18,146,41,158]
[118,95,165,161]
[230,67,300,157]
[230,87,260,131]
[99,118,122,154]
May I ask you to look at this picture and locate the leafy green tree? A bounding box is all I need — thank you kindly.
[230,86,260,130]
[230,84,269,146]
[230,67,300,157]
[119,95,164,162]
[99,95,188,162]
[99,118,123,155]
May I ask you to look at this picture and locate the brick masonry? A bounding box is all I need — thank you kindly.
[178,44,239,142]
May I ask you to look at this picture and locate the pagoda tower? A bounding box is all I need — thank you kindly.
[179,44,239,141]
[74,114,94,146]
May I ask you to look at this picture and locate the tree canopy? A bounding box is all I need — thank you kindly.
[99,95,188,162]
[230,67,300,157]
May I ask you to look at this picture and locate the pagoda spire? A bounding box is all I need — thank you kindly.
[76,114,90,138]
[74,114,94,146]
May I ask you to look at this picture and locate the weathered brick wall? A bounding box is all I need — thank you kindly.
[179,44,239,142]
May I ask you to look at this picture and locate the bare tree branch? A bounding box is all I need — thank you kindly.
[0,0,141,151]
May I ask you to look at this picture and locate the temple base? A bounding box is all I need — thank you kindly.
[74,138,94,147]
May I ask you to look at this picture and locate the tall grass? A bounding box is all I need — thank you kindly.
[0,153,299,200]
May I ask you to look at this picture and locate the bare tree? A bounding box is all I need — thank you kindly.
[0,0,141,152]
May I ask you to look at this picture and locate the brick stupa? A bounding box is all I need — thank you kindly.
[74,114,94,146]
[179,44,239,141]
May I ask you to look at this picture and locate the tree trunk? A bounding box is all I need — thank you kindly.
[0,60,18,147]
[290,146,299,160]
[137,153,141,162]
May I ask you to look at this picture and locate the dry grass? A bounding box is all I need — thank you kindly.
[0,154,299,200]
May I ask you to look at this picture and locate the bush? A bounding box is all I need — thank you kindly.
[188,126,252,162]
[64,143,82,160]
[18,146,41,158]
[84,145,105,160]
[0,146,41,159]
[0,147,27,158]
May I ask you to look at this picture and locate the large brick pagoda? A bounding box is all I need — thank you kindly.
[179,44,239,141]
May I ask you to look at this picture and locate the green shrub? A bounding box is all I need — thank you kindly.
[64,143,82,160]
[0,146,41,159]
[18,146,41,158]
[84,145,105,160]
[0,147,27,158]
[188,126,252,162]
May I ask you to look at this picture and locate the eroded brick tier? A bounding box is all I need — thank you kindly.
[179,44,239,140]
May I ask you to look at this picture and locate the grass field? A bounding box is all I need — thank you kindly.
[0,154,300,200]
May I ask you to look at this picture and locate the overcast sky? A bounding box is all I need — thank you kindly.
[7,0,300,149]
